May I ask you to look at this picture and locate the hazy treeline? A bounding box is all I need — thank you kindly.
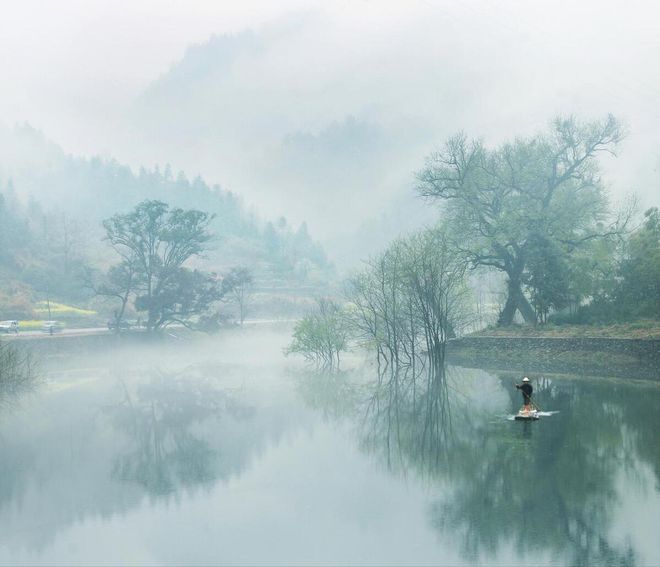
[289,115,658,367]
[0,125,331,321]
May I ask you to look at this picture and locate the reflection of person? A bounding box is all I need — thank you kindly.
[515,377,533,411]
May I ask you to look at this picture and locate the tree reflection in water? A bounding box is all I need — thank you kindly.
[303,362,651,565]
[0,342,37,411]
[107,369,251,497]
[429,374,637,565]
[0,344,39,516]
[361,362,453,476]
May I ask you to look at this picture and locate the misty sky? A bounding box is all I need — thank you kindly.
[1,0,658,249]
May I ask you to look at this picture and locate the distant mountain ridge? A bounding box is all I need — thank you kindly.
[129,22,435,248]
[0,123,332,297]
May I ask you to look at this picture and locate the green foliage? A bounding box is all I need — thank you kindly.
[348,227,471,379]
[285,298,348,369]
[524,234,569,323]
[102,200,223,332]
[617,207,660,317]
[551,207,660,324]
[417,115,628,325]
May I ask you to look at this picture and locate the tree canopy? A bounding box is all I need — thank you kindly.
[417,115,629,325]
[102,200,222,332]
[615,207,660,319]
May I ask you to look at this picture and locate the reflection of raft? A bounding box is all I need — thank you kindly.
[514,409,540,421]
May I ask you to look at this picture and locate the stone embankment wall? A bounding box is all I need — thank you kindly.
[447,336,660,379]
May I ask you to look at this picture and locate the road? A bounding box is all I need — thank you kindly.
[1,319,299,341]
[1,327,111,340]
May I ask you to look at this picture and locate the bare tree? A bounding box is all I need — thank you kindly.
[222,267,254,325]
[347,227,471,384]
[417,115,631,325]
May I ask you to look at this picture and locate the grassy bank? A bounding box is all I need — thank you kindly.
[471,320,660,340]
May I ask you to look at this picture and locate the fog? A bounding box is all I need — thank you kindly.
[1,0,658,260]
[3,325,660,565]
[1,4,660,564]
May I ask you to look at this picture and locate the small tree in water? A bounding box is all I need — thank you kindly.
[285,298,348,370]
[348,227,471,383]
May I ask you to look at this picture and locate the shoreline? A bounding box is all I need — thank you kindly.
[447,335,659,380]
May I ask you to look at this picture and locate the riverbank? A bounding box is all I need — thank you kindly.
[3,321,296,369]
[447,334,660,380]
[471,320,660,339]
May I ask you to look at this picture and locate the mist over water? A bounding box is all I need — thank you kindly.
[0,326,658,566]
[1,2,659,565]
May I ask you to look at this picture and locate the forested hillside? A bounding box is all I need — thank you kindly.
[0,124,332,320]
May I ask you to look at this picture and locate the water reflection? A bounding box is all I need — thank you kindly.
[301,363,658,565]
[360,364,454,477]
[1,330,659,565]
[0,345,39,519]
[107,370,245,496]
[293,370,363,422]
[0,360,296,553]
[0,343,38,410]
[429,376,637,566]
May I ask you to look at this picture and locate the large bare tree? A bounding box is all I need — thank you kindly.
[417,115,629,325]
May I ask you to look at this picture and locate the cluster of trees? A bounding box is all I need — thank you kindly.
[348,228,470,378]
[287,114,658,375]
[287,228,470,378]
[0,124,332,322]
[416,115,655,325]
[285,298,348,369]
[0,136,336,331]
[90,200,251,333]
[558,206,659,323]
[0,182,90,314]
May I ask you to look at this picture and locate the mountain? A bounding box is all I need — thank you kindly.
[0,123,332,315]
[129,21,437,250]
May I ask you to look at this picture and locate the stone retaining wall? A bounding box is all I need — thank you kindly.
[449,336,658,359]
[447,336,660,378]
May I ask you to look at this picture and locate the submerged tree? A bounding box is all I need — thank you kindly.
[348,227,471,383]
[417,115,630,325]
[102,200,224,332]
[285,298,348,370]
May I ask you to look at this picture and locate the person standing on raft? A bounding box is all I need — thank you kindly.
[515,377,533,411]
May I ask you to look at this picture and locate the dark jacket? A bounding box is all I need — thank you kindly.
[516,382,533,401]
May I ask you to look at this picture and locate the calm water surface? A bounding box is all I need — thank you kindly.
[1,327,658,566]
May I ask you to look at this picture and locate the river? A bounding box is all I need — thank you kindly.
[1,326,658,566]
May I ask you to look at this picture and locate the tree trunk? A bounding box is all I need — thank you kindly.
[498,278,537,326]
